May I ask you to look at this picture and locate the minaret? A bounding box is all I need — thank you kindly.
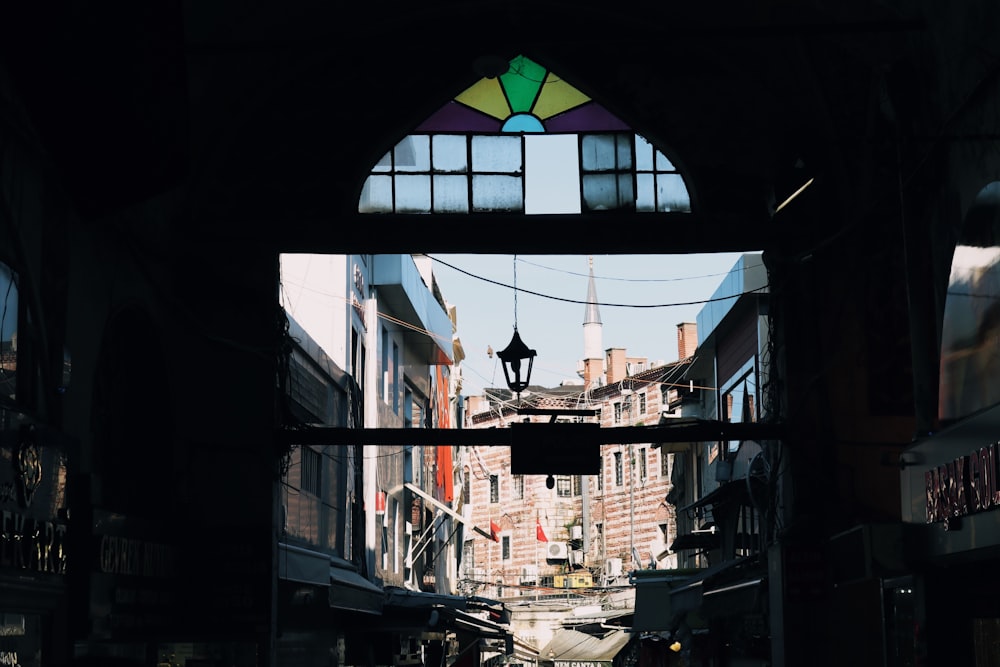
[582,256,604,389]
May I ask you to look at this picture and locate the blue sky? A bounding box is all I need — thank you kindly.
[429,253,749,396]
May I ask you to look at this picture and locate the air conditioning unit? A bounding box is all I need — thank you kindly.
[521,565,538,583]
[547,542,569,560]
[605,557,623,577]
[571,525,583,540]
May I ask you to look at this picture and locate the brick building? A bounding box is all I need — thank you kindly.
[458,259,698,599]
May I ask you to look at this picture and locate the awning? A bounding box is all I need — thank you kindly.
[630,569,702,632]
[670,531,720,553]
[378,587,510,641]
[278,542,330,586]
[678,478,765,513]
[330,558,383,615]
[668,557,766,620]
[543,628,634,666]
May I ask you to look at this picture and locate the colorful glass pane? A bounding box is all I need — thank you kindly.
[424,55,626,133]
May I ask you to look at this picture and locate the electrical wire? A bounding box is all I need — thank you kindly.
[426,254,770,309]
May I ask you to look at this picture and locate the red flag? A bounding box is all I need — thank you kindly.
[536,519,548,542]
[490,520,500,543]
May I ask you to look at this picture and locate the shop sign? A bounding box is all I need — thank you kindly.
[554,662,609,667]
[0,426,68,575]
[925,441,1000,524]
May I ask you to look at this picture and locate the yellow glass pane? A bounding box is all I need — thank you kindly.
[455,78,510,121]
[533,73,591,120]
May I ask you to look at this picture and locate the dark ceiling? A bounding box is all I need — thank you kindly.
[0,1,936,256]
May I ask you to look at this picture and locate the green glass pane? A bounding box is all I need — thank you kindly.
[501,56,546,114]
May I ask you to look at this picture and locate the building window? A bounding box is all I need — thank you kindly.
[463,467,471,503]
[614,402,622,423]
[661,383,669,407]
[392,342,400,414]
[381,326,389,402]
[301,446,322,496]
[556,476,572,497]
[513,474,524,500]
[572,475,583,496]
[597,458,604,491]
[661,450,669,477]
[638,447,647,480]
[490,475,499,503]
[614,452,623,486]
[639,392,647,415]
[502,535,512,561]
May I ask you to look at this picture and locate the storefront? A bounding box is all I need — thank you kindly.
[71,499,271,665]
[900,402,1000,665]
[0,422,72,667]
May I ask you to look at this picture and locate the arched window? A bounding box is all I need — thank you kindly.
[359,55,691,215]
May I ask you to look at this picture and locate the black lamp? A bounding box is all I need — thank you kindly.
[497,255,536,398]
[497,328,536,395]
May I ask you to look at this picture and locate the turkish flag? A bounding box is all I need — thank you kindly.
[536,519,548,542]
[490,520,500,542]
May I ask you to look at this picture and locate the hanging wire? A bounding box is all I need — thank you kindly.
[513,253,518,330]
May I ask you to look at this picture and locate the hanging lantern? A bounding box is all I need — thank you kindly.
[497,328,536,394]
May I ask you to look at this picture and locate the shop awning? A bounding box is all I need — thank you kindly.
[678,478,765,513]
[377,587,511,642]
[668,557,766,620]
[278,542,330,586]
[330,558,383,615]
[670,531,720,553]
[630,569,702,632]
[543,628,633,666]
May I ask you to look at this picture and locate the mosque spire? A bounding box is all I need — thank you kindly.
[583,256,604,366]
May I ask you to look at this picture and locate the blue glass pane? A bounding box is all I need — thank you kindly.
[635,135,654,171]
[358,175,393,213]
[502,113,545,133]
[472,136,522,173]
[396,175,431,212]
[432,135,468,172]
[394,136,430,172]
[655,150,677,171]
[636,173,655,212]
[581,135,616,171]
[582,174,619,211]
[373,150,392,172]
[472,175,523,211]
[656,174,690,212]
[433,175,470,213]
[616,135,632,169]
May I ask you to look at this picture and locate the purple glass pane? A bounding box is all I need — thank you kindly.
[416,102,503,132]
[544,102,630,133]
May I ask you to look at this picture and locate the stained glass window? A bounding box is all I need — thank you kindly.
[358,55,691,215]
